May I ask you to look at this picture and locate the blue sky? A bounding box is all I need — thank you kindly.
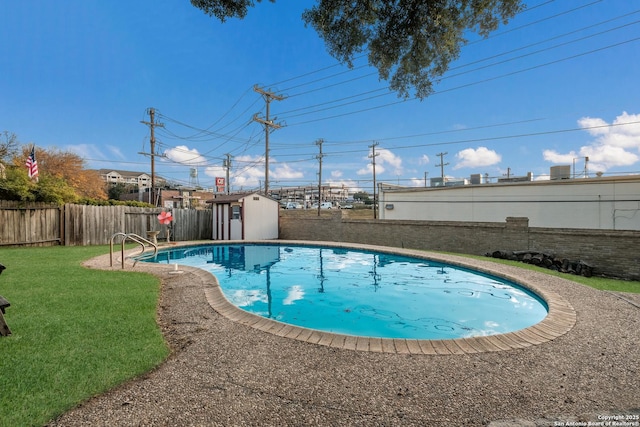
[2,0,639,193]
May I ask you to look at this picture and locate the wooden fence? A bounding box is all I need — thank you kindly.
[0,201,62,246]
[0,201,213,247]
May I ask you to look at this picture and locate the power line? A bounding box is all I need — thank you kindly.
[143,5,639,163]
[269,7,640,124]
[268,1,603,99]
[282,34,640,127]
[262,0,579,94]
[449,8,640,72]
[120,1,639,190]
[473,0,604,43]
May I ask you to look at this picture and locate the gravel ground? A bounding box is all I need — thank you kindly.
[48,245,639,427]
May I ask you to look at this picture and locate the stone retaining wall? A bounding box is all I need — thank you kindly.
[279,210,640,280]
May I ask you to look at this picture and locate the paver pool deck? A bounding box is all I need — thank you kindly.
[50,241,639,426]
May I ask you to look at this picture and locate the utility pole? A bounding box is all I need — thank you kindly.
[584,156,589,178]
[316,139,324,216]
[436,152,449,186]
[424,171,428,187]
[223,153,232,194]
[253,85,284,196]
[140,107,164,206]
[369,142,380,219]
[505,167,512,179]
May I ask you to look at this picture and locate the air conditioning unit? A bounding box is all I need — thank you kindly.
[550,165,571,180]
[470,174,483,185]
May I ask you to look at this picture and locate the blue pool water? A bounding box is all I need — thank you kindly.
[144,243,548,340]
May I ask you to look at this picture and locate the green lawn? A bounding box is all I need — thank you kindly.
[0,246,169,427]
[458,253,640,294]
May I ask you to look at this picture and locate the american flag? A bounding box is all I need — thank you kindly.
[26,146,39,180]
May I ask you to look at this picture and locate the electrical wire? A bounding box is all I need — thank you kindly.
[131,1,639,189]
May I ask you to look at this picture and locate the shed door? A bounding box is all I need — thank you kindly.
[230,204,242,240]
[214,203,230,240]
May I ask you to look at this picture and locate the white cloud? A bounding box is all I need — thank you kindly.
[331,170,343,178]
[163,145,207,166]
[327,178,363,193]
[357,163,375,175]
[64,143,106,160]
[231,169,264,189]
[579,112,640,148]
[542,149,577,164]
[544,112,640,172]
[107,145,125,159]
[409,177,428,187]
[453,147,501,170]
[204,154,302,189]
[357,148,402,175]
[378,148,402,170]
[204,164,226,178]
[271,163,304,180]
[419,154,430,165]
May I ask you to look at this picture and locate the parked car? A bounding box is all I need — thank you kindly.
[340,204,354,209]
[285,202,303,209]
[311,202,333,209]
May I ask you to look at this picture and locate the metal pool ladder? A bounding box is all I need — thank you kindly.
[109,233,158,269]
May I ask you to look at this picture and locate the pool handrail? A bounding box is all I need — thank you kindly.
[109,233,158,269]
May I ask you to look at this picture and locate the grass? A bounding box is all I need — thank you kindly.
[458,253,640,294]
[0,244,637,427]
[0,245,169,427]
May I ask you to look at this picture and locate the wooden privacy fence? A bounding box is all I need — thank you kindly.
[0,201,213,247]
[0,201,62,246]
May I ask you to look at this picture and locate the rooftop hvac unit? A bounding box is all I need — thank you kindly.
[430,177,445,187]
[550,165,571,180]
[470,174,483,185]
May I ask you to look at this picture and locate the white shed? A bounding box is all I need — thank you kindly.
[209,192,279,240]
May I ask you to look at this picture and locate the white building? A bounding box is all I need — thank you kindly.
[209,192,279,240]
[98,169,164,189]
[378,175,640,231]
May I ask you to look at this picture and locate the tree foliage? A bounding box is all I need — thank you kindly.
[0,131,20,162]
[0,139,109,204]
[14,146,107,200]
[352,191,371,202]
[190,0,270,21]
[0,162,82,204]
[0,166,34,201]
[190,0,523,98]
[107,182,129,201]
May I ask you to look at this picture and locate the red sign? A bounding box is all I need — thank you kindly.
[215,177,225,193]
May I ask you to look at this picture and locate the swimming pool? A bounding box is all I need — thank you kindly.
[144,243,549,340]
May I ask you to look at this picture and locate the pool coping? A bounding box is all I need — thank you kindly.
[133,240,577,355]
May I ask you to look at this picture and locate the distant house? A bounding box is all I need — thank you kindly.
[378,174,640,231]
[209,192,279,240]
[117,186,212,209]
[98,169,166,190]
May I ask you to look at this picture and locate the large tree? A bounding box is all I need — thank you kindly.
[15,147,108,200]
[2,146,108,202]
[0,131,20,163]
[190,0,524,98]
